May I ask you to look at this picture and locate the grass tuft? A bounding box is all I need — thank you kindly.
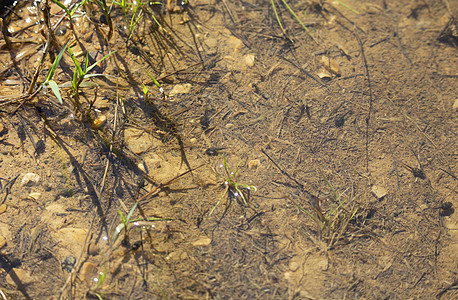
[209,156,257,216]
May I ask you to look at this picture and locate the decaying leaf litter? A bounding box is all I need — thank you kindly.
[0,0,457,299]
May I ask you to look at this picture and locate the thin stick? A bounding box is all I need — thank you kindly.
[261,148,313,197]
[221,0,236,24]
[280,56,327,87]
[388,139,400,190]
[354,30,374,172]
[394,24,413,66]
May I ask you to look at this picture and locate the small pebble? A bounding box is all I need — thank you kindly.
[190,138,198,144]
[80,262,97,281]
[6,268,35,286]
[0,204,6,214]
[453,98,458,111]
[88,243,100,256]
[91,115,107,129]
[372,185,387,199]
[28,192,41,201]
[245,54,255,67]
[21,173,40,187]
[192,236,212,247]
[248,159,260,170]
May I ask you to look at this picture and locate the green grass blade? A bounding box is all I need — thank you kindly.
[280,0,309,32]
[67,47,84,77]
[112,222,125,244]
[51,0,71,17]
[146,70,161,89]
[334,0,359,14]
[45,40,69,82]
[270,0,287,36]
[142,83,148,96]
[47,80,63,104]
[126,201,138,223]
[288,197,320,224]
[85,51,116,74]
[118,210,126,225]
[71,0,90,16]
[209,188,228,216]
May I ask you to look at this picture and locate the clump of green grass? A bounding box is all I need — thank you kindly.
[66,46,116,99]
[42,39,70,104]
[111,201,172,245]
[289,181,359,247]
[51,0,89,35]
[114,0,146,41]
[270,0,359,42]
[209,156,257,216]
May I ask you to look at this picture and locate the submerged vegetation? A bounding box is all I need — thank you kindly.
[0,0,455,299]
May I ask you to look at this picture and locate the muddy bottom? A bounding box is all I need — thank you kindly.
[0,0,457,299]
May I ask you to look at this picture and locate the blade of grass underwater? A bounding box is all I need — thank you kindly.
[47,80,63,104]
[270,0,289,39]
[51,0,71,17]
[334,0,359,14]
[45,40,69,82]
[70,0,90,16]
[146,70,161,89]
[68,47,84,77]
[85,51,116,74]
[280,0,309,32]
[126,201,138,223]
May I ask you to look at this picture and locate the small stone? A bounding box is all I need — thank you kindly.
[166,250,188,261]
[169,84,192,97]
[138,162,146,173]
[0,235,6,249]
[80,262,97,282]
[248,159,260,170]
[320,56,340,76]
[190,138,198,144]
[192,236,212,247]
[372,185,387,199]
[88,243,100,256]
[124,127,155,154]
[6,268,35,286]
[21,173,40,187]
[289,259,300,272]
[317,69,332,81]
[55,228,88,255]
[0,204,6,214]
[453,99,458,111]
[28,192,41,201]
[284,271,292,280]
[245,54,255,67]
[91,115,107,129]
[227,36,243,53]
